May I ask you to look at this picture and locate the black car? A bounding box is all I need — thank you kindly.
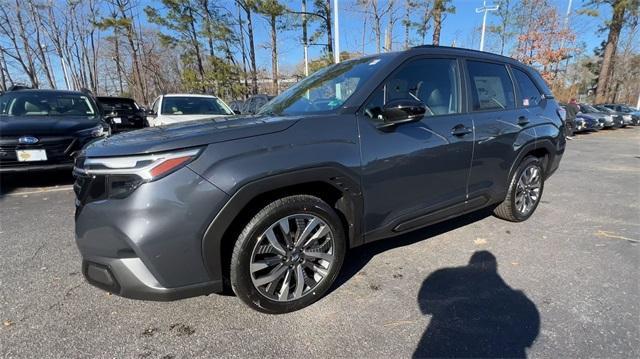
[600,104,640,125]
[96,96,147,132]
[593,105,626,128]
[578,103,617,128]
[74,46,565,313]
[241,94,274,114]
[575,113,603,132]
[0,89,108,173]
[228,100,245,114]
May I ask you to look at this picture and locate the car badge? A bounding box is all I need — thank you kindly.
[18,136,39,144]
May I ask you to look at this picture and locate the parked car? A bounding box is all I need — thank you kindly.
[146,94,235,126]
[74,46,565,313]
[228,100,245,114]
[579,104,620,128]
[0,89,108,173]
[96,96,147,132]
[574,113,603,132]
[600,104,640,125]
[241,94,274,115]
[593,105,627,127]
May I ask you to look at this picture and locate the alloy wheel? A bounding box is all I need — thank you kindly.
[249,214,335,302]
[515,164,542,216]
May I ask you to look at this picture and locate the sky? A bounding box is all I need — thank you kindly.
[4,0,626,89]
[245,0,616,73]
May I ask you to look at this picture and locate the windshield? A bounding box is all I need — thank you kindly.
[161,97,233,116]
[0,91,97,117]
[258,56,389,116]
[98,97,138,112]
[580,104,599,113]
[594,105,614,113]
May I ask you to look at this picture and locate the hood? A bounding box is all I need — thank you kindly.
[0,115,102,137]
[83,115,299,157]
[576,113,599,121]
[160,114,229,123]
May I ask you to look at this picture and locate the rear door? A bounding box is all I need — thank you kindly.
[464,59,536,201]
[358,57,475,240]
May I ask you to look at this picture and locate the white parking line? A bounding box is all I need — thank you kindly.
[1,186,74,197]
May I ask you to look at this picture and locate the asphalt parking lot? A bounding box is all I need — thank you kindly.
[1,128,638,358]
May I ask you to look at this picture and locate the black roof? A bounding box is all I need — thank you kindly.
[96,96,136,101]
[3,88,89,96]
[409,45,522,65]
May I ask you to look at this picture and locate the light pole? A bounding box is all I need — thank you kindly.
[302,0,309,76]
[333,0,340,63]
[476,0,499,52]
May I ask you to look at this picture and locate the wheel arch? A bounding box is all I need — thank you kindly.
[508,138,555,182]
[201,166,363,283]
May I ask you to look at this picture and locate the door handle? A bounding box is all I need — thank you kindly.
[518,116,529,126]
[451,124,472,137]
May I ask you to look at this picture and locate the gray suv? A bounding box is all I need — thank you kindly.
[74,46,566,313]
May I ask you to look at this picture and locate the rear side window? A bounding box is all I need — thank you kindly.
[512,68,542,107]
[467,61,515,111]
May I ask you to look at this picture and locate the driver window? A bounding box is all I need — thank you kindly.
[364,58,460,120]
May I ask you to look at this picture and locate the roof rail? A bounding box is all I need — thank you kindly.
[411,45,514,60]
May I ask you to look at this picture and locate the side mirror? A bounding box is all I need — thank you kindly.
[379,99,427,127]
[146,109,156,116]
[234,110,241,115]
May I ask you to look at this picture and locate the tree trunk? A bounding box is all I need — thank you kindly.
[595,2,625,103]
[113,28,124,95]
[325,1,334,62]
[245,6,258,95]
[187,6,206,93]
[238,8,249,97]
[270,15,279,95]
[432,2,442,46]
[14,0,39,88]
[116,0,147,103]
[404,0,410,49]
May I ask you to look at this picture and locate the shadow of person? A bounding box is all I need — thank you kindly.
[414,251,540,358]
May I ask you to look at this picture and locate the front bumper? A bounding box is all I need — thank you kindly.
[82,258,222,301]
[75,165,230,300]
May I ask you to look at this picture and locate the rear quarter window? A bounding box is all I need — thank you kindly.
[512,68,542,107]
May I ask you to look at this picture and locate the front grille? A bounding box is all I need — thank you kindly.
[0,136,77,167]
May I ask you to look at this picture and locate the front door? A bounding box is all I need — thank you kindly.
[358,57,474,240]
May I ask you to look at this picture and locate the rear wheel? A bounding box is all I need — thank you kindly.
[230,195,346,313]
[494,156,545,222]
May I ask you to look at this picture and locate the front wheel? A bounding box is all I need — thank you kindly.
[494,156,545,222]
[230,195,346,314]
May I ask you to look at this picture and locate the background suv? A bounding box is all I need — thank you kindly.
[146,94,235,126]
[74,46,565,313]
[0,89,107,173]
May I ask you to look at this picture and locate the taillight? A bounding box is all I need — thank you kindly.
[557,106,567,122]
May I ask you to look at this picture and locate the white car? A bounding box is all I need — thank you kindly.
[146,94,236,127]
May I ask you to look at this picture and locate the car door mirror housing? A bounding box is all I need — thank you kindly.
[379,99,427,127]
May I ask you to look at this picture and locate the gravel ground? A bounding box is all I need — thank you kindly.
[0,127,638,358]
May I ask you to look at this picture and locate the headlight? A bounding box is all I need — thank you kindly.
[74,148,202,181]
[73,148,202,199]
[81,125,106,138]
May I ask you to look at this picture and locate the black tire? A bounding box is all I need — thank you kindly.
[230,195,346,314]
[494,156,545,222]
